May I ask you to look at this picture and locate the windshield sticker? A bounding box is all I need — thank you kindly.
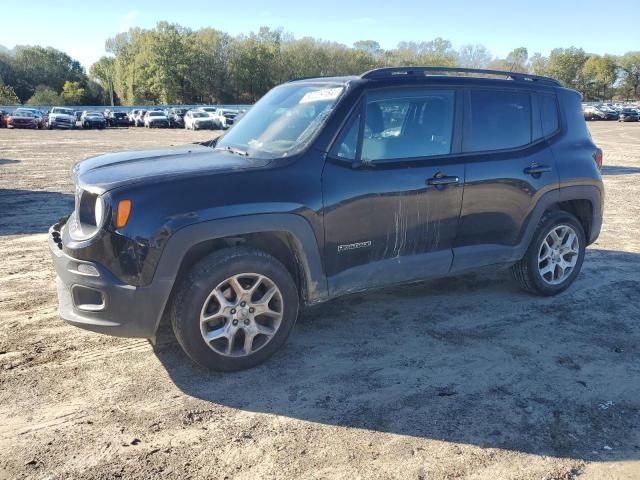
[299,87,343,104]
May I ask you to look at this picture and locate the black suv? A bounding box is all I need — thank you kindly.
[49,67,604,371]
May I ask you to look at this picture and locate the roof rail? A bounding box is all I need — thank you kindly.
[360,66,561,86]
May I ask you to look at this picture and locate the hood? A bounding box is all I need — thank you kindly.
[73,144,270,193]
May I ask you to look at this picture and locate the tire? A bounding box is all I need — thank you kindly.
[171,247,299,371]
[511,211,586,296]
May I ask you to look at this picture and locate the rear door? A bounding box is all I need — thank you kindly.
[322,87,466,295]
[451,87,560,272]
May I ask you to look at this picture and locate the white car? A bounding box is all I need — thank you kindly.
[184,110,216,130]
[144,110,170,128]
[196,107,223,128]
[48,107,76,129]
[210,109,239,129]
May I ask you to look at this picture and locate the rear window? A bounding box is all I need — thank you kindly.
[466,90,531,152]
[539,94,560,137]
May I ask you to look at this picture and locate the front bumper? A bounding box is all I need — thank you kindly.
[50,117,75,129]
[49,221,170,338]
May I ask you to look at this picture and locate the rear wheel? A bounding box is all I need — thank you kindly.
[511,211,586,296]
[171,247,299,371]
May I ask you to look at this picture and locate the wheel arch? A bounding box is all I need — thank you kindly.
[150,214,328,336]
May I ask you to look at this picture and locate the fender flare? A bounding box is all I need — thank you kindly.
[148,213,328,333]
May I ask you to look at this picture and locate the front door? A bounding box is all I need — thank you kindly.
[322,87,465,295]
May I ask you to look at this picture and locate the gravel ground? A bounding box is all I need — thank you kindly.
[0,124,639,480]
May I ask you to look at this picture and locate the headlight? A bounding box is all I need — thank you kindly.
[94,195,104,227]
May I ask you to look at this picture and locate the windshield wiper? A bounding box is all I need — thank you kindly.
[216,145,249,157]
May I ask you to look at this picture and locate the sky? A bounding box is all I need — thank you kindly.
[2,0,639,68]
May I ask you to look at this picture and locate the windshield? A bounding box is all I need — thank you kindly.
[217,83,344,158]
[148,112,163,117]
[52,108,74,115]
[191,112,208,118]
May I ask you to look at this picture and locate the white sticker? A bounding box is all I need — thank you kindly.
[299,87,343,104]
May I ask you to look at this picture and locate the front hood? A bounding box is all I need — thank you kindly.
[73,144,270,193]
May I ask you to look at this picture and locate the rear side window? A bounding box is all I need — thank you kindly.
[466,90,531,152]
[539,94,560,137]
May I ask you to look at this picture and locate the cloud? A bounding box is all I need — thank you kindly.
[119,10,139,33]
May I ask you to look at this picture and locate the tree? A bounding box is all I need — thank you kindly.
[353,40,382,58]
[583,55,618,100]
[619,51,640,99]
[458,44,492,69]
[26,86,63,106]
[61,81,85,105]
[544,47,588,89]
[0,83,20,105]
[12,46,85,101]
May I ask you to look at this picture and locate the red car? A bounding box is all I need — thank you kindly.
[0,109,8,127]
[6,110,40,129]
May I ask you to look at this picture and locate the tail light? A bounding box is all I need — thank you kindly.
[593,148,603,172]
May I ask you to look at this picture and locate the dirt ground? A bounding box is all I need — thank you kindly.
[0,123,639,480]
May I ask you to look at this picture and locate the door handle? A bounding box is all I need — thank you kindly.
[427,174,459,186]
[523,164,552,175]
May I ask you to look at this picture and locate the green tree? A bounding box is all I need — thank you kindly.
[618,51,640,99]
[0,83,20,105]
[61,81,86,105]
[583,55,618,100]
[26,86,63,106]
[544,47,588,89]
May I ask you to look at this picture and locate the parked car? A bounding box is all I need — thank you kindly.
[0,109,8,127]
[144,110,170,128]
[618,108,639,122]
[211,108,239,129]
[6,109,39,129]
[197,106,218,117]
[107,111,130,127]
[134,110,147,127]
[583,105,608,121]
[48,107,76,129]
[167,107,188,128]
[128,109,140,125]
[13,108,46,128]
[81,111,107,129]
[184,110,215,130]
[48,66,604,372]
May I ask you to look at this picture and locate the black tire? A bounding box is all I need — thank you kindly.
[511,211,586,296]
[171,247,299,371]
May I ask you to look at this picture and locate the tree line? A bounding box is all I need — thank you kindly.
[1,22,639,106]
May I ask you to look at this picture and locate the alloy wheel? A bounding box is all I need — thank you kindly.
[537,225,580,285]
[199,273,284,357]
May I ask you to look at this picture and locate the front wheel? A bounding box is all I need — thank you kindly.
[171,247,299,371]
[511,211,586,296]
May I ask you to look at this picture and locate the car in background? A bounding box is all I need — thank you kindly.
[167,107,187,128]
[144,110,170,128]
[13,108,47,128]
[596,104,619,120]
[107,111,130,127]
[48,107,76,129]
[618,108,639,122]
[0,109,9,127]
[128,109,140,125]
[211,108,238,129]
[184,110,215,130]
[134,110,147,127]
[583,105,609,121]
[81,111,107,129]
[6,109,39,129]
